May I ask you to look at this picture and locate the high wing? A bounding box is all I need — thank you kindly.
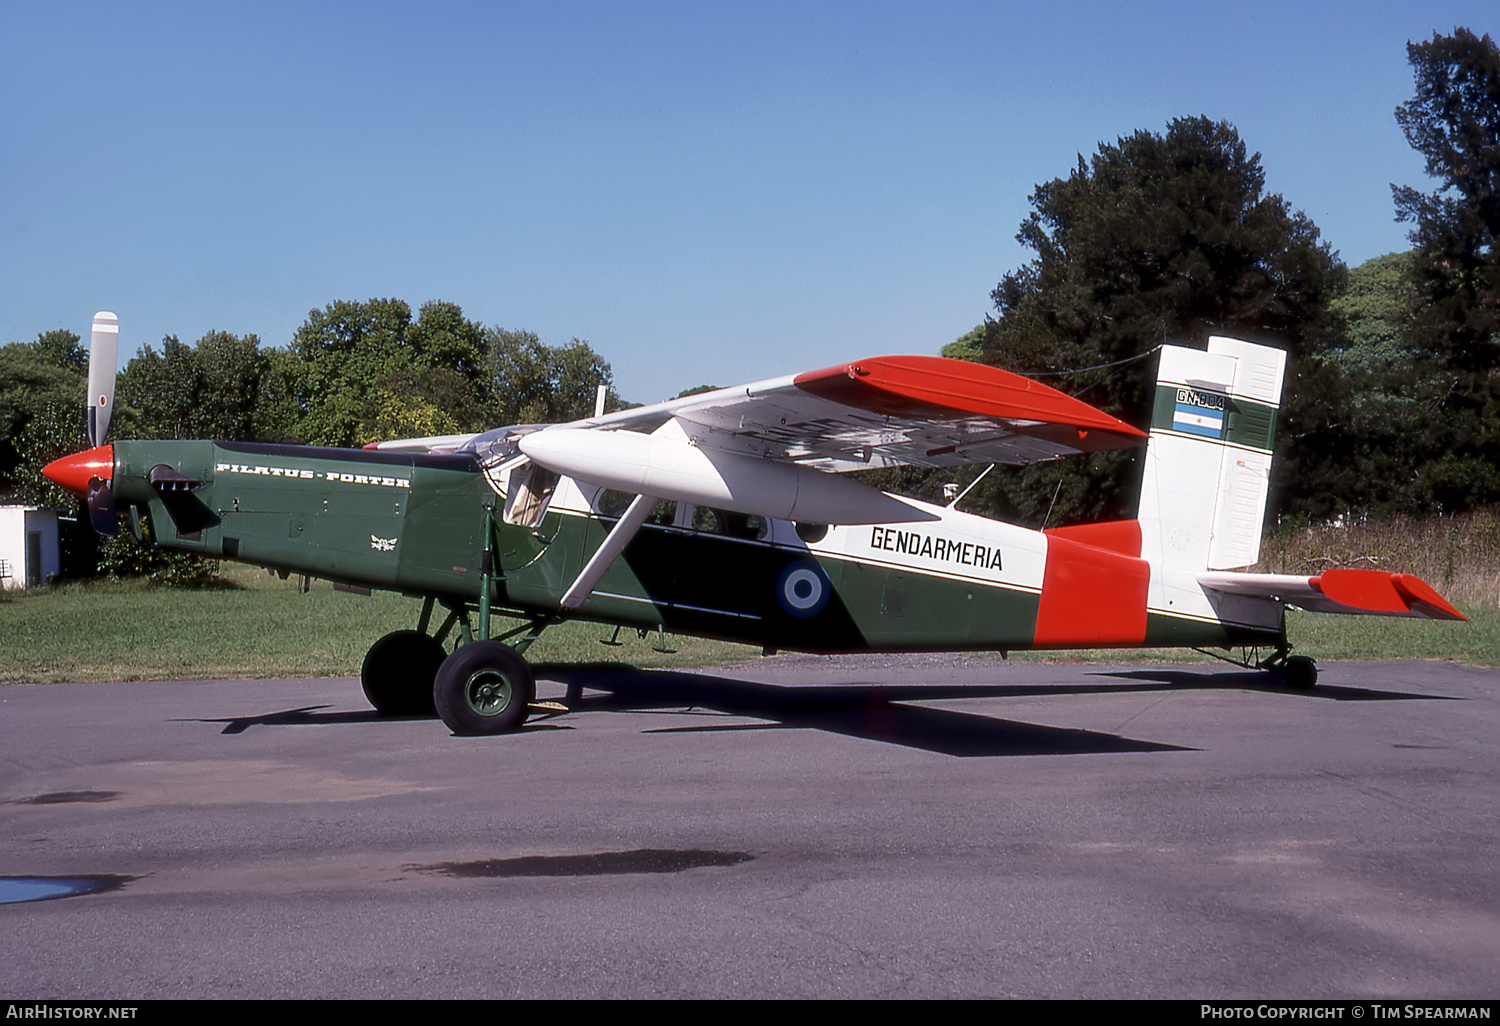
[561,355,1145,472]
[503,355,1147,609]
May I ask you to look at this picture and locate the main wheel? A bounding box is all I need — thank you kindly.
[433,641,536,736]
[1279,655,1318,690]
[361,630,446,716]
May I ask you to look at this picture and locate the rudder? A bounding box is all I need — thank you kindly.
[1137,337,1286,571]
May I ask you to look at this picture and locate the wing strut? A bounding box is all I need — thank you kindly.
[560,493,657,610]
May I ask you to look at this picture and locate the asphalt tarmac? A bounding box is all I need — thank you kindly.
[1,655,1497,999]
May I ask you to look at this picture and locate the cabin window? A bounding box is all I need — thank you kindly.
[652,499,681,526]
[795,521,828,543]
[504,463,559,527]
[595,489,677,527]
[596,489,634,518]
[692,506,768,540]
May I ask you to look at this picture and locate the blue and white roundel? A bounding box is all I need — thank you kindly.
[776,560,831,618]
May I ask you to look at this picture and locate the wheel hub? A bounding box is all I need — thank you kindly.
[466,672,514,716]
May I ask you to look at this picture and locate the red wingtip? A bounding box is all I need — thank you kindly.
[793,355,1148,447]
[42,445,114,497]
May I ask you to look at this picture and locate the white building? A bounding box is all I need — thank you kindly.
[0,506,61,590]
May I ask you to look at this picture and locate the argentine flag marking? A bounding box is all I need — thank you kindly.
[1173,400,1224,438]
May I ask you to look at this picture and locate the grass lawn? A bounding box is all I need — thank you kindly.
[0,567,760,685]
[1,564,1489,685]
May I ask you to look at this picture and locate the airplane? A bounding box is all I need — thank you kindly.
[43,313,1466,736]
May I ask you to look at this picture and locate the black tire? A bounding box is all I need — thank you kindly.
[361,630,446,716]
[1279,655,1318,690]
[433,641,536,736]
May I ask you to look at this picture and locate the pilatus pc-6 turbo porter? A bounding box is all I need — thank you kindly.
[45,313,1464,735]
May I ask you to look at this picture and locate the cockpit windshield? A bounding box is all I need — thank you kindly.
[457,425,548,466]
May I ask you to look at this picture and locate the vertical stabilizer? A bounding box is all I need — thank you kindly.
[1137,337,1286,571]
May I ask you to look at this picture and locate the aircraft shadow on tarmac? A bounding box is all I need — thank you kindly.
[197,664,1453,757]
[199,706,397,735]
[199,690,1181,757]
[546,669,1198,757]
[1090,668,1456,702]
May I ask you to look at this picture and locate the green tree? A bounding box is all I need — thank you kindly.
[291,299,493,447]
[291,298,418,447]
[1328,251,1416,376]
[1390,28,1500,513]
[118,330,294,443]
[1394,28,1500,373]
[976,116,1346,523]
[941,325,985,362]
[675,384,722,399]
[290,300,619,445]
[486,328,620,425]
[29,328,88,376]
[408,300,487,383]
[1301,253,1424,516]
[0,331,106,579]
[0,331,87,509]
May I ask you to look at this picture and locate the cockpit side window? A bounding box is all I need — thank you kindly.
[504,462,559,527]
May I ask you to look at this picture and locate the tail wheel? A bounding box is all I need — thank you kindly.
[434,641,536,736]
[1279,655,1318,690]
[361,630,446,716]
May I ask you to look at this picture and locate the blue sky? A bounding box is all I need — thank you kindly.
[2,1,1493,405]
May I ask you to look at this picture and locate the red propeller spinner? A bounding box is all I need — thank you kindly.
[43,445,114,497]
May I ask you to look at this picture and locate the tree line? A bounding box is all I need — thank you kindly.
[2,28,1496,577]
[0,301,620,579]
[925,27,1500,528]
[0,300,620,509]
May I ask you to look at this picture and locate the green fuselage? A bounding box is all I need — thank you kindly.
[108,439,1271,654]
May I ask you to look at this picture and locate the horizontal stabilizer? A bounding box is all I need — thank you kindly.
[1198,568,1466,621]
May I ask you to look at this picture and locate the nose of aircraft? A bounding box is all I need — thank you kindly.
[42,445,114,497]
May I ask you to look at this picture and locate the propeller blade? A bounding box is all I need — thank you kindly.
[86,478,118,536]
[86,311,118,448]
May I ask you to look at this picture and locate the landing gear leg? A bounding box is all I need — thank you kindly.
[428,506,560,735]
[1254,625,1318,690]
[1201,619,1318,690]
